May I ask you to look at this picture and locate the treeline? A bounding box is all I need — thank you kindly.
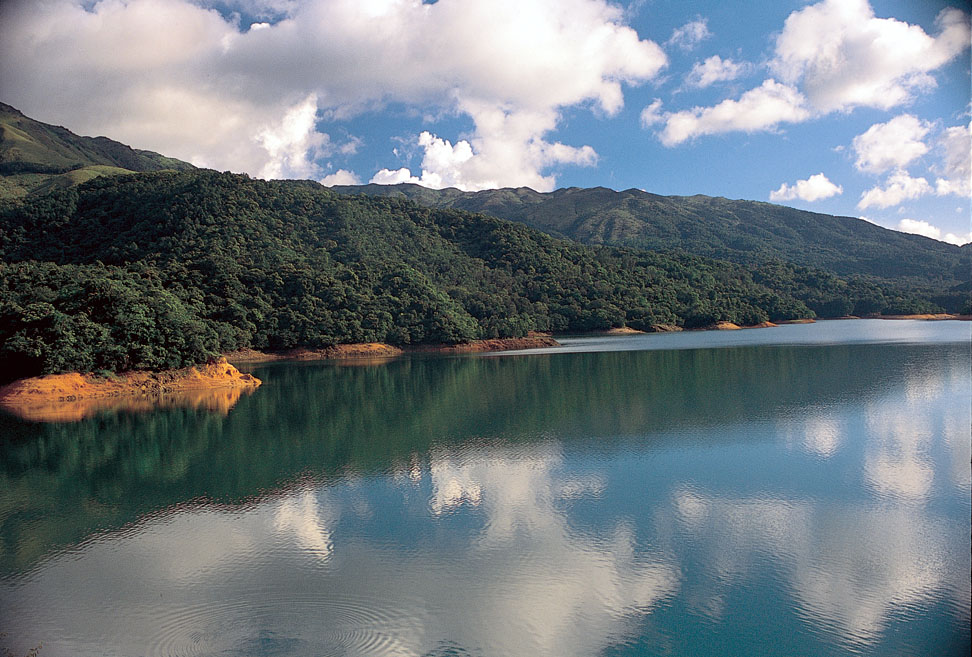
[0,170,947,380]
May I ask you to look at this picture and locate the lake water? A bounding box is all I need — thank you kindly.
[1,320,969,657]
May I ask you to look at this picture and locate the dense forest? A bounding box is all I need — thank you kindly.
[0,170,956,382]
[332,183,972,289]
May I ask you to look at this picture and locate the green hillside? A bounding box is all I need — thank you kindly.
[5,169,904,381]
[332,184,970,287]
[0,106,963,382]
[0,102,194,199]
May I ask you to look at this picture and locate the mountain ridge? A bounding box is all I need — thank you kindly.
[0,101,194,199]
[331,183,968,287]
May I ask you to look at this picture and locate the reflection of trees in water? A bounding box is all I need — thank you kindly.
[0,342,965,574]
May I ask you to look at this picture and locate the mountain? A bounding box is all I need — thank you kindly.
[4,169,860,381]
[0,102,194,199]
[0,107,964,381]
[331,184,970,288]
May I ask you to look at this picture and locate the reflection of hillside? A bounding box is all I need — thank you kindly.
[0,386,253,423]
[0,342,966,574]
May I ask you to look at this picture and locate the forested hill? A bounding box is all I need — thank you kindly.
[0,102,194,200]
[331,183,969,287]
[3,169,946,382]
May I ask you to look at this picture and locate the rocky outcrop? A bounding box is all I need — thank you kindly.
[0,358,261,422]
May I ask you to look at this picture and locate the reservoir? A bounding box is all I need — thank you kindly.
[1,320,969,656]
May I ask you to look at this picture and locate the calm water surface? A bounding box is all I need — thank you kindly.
[1,320,969,657]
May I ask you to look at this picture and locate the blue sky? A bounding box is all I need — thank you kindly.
[1,0,969,243]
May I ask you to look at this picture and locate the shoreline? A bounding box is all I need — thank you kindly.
[0,337,559,421]
[224,335,561,364]
[0,358,261,422]
[3,314,967,421]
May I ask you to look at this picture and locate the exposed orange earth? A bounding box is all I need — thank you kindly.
[225,336,561,362]
[876,313,970,320]
[605,326,645,335]
[0,358,261,422]
[224,342,404,363]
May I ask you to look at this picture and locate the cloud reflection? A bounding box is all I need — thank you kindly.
[275,489,336,561]
[671,488,963,647]
[3,447,679,657]
[864,402,936,502]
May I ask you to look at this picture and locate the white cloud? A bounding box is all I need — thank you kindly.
[0,0,666,191]
[667,18,711,51]
[372,119,598,192]
[934,123,972,198]
[772,0,971,113]
[852,115,931,174]
[255,94,328,179]
[685,55,750,89]
[942,232,970,246]
[320,169,360,186]
[895,218,970,245]
[858,170,933,209]
[658,79,810,146]
[371,167,421,186]
[646,1,970,146]
[639,99,665,127]
[770,173,843,202]
[216,1,299,19]
[897,218,943,240]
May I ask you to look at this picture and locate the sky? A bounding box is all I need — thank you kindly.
[1,0,970,244]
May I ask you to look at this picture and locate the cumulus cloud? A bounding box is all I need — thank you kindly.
[639,99,665,127]
[858,170,933,209]
[658,79,810,146]
[255,94,329,179]
[371,167,420,186]
[852,115,931,174]
[897,218,944,240]
[772,0,971,113]
[685,55,750,89]
[943,232,971,246]
[649,1,969,145]
[934,123,972,197]
[0,0,666,190]
[770,173,843,202]
[320,169,360,186]
[372,117,598,192]
[667,18,712,51]
[897,219,971,245]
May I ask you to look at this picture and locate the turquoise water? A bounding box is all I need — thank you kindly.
[1,320,969,656]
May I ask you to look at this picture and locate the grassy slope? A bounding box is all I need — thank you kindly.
[0,102,194,199]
